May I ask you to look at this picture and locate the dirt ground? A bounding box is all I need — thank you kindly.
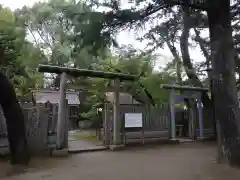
[1,142,240,180]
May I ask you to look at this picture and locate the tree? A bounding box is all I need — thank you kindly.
[17,0,111,87]
[0,6,46,97]
[17,0,73,66]
[207,0,240,166]
[163,58,184,83]
[67,1,215,107]
[67,0,240,166]
[0,6,30,165]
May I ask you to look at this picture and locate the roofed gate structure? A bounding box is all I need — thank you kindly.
[161,84,211,140]
[38,64,138,151]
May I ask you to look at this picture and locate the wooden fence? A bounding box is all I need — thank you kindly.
[103,104,171,145]
[0,107,51,155]
[103,103,215,145]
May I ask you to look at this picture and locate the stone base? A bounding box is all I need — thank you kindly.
[51,148,69,157]
[109,144,125,151]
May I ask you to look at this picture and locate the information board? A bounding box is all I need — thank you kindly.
[124,113,143,128]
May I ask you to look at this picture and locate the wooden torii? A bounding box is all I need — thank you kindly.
[38,64,138,150]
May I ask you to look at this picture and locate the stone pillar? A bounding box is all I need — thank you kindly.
[56,72,67,150]
[197,94,204,139]
[170,89,176,139]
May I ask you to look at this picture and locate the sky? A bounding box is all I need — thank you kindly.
[1,0,205,70]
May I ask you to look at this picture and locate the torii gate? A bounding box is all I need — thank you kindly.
[38,64,138,150]
[161,84,209,140]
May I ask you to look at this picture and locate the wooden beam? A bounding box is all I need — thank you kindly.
[161,84,208,92]
[38,65,137,81]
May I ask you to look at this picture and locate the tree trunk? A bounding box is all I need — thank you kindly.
[193,28,210,68]
[166,42,183,84]
[207,0,240,166]
[180,7,211,107]
[194,29,217,136]
[0,72,30,165]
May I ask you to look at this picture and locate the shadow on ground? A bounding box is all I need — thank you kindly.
[1,142,240,180]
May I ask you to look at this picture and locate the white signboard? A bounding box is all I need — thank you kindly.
[124,113,143,128]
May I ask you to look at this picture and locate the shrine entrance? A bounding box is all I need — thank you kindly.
[38,64,138,151]
[161,84,209,140]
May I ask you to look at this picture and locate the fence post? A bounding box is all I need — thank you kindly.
[197,94,204,139]
[170,89,176,139]
[52,105,58,132]
[103,103,108,145]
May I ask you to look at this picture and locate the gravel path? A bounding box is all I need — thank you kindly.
[1,142,240,180]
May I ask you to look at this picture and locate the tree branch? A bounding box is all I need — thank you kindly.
[162,0,209,10]
[193,28,210,64]
[180,6,211,106]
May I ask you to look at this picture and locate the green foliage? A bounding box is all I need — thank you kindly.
[141,73,175,103]
[0,6,45,96]
[0,7,15,29]
[0,1,188,120]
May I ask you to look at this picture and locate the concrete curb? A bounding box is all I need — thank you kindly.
[68,147,108,154]
[124,139,180,147]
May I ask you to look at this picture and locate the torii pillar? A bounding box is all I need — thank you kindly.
[56,72,68,150]
[110,78,124,150]
[197,93,204,139]
[170,89,176,140]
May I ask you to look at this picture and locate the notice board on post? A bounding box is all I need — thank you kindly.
[124,113,143,130]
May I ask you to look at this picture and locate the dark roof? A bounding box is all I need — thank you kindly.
[160,84,208,92]
[35,90,80,105]
[105,92,141,105]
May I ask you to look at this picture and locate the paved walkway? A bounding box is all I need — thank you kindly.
[1,142,240,180]
[68,130,107,153]
[1,130,106,155]
[68,140,107,153]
